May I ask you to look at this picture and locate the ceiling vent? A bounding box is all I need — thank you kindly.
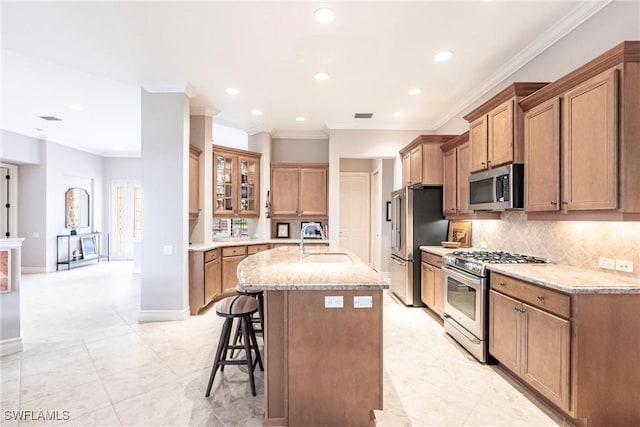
[354,113,373,119]
[39,116,62,121]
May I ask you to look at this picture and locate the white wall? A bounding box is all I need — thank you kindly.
[189,115,213,246]
[248,131,272,239]
[328,129,432,247]
[272,138,329,163]
[437,0,640,134]
[140,90,190,319]
[380,158,394,274]
[0,130,41,165]
[213,122,248,150]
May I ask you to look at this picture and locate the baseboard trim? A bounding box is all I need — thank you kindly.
[0,337,24,356]
[22,266,48,274]
[138,307,190,322]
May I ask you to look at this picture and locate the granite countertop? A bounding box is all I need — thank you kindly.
[189,238,329,251]
[419,246,470,256]
[487,263,640,295]
[236,246,389,291]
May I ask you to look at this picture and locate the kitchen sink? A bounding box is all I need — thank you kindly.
[304,253,352,264]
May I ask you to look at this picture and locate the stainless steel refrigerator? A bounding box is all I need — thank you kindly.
[390,187,449,306]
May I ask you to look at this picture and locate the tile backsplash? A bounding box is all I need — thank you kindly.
[471,211,640,278]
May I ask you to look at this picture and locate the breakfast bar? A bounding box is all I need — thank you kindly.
[237,246,388,427]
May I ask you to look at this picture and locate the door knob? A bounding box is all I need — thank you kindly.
[550,201,557,206]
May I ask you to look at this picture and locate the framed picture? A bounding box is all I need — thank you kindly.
[276,223,290,238]
[386,201,391,222]
[81,236,98,259]
[301,221,323,239]
[0,249,10,293]
[448,220,472,248]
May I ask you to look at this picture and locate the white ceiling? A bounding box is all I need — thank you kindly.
[1,1,609,157]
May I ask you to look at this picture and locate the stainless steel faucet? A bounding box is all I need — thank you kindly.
[299,223,326,261]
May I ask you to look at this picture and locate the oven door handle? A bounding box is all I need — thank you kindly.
[442,266,484,287]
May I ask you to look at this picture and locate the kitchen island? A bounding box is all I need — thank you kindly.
[237,246,388,427]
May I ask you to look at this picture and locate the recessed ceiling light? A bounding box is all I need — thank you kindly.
[314,72,330,81]
[392,112,404,118]
[314,7,335,24]
[295,117,306,122]
[251,109,263,116]
[69,104,84,111]
[408,88,422,96]
[225,87,240,95]
[434,50,453,62]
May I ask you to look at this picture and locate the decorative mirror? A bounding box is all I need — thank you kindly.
[65,188,90,233]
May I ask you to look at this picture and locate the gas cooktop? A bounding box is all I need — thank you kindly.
[443,250,548,277]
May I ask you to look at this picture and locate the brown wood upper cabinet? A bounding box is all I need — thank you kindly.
[520,41,640,220]
[440,133,501,220]
[213,145,261,218]
[464,83,548,173]
[399,135,456,187]
[189,144,202,218]
[271,164,328,218]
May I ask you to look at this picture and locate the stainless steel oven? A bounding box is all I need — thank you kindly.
[443,266,488,363]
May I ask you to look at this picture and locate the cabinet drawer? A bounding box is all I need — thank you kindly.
[222,246,247,257]
[421,251,443,267]
[204,249,218,263]
[491,272,570,318]
[247,244,270,255]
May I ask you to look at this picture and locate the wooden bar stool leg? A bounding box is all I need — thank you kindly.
[241,315,257,396]
[247,315,264,371]
[206,317,233,397]
[219,318,234,372]
[229,319,242,358]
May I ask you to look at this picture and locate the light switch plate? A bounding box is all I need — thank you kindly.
[324,296,343,308]
[162,245,173,256]
[598,257,615,270]
[353,296,373,308]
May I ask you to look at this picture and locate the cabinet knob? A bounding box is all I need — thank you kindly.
[550,201,557,206]
[481,162,485,165]
[513,306,519,312]
[561,200,568,205]
[499,282,505,286]
[537,295,545,301]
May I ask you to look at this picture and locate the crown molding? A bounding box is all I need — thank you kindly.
[142,81,198,98]
[326,122,435,132]
[433,0,611,129]
[270,130,329,140]
[246,125,273,136]
[190,106,220,117]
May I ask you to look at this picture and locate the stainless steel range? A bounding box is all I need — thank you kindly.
[442,250,548,363]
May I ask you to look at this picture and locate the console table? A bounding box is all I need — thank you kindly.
[56,232,110,271]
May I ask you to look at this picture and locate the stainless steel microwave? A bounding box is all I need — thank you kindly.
[468,164,524,210]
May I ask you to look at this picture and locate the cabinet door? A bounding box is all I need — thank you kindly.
[563,68,618,211]
[524,98,561,212]
[214,151,238,216]
[299,167,328,217]
[489,290,520,373]
[238,155,260,217]
[433,267,445,315]
[410,146,422,186]
[488,99,514,168]
[222,254,245,294]
[521,303,570,411]
[422,143,443,186]
[442,148,457,215]
[204,258,221,304]
[271,167,300,217]
[469,116,488,172]
[420,262,435,307]
[402,152,411,186]
[189,149,200,217]
[457,141,473,214]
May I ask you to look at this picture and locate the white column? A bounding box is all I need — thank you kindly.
[139,89,190,321]
[189,110,216,245]
[248,131,272,239]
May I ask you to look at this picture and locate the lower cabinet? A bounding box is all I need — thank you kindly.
[221,245,247,293]
[420,251,444,316]
[204,254,221,305]
[489,290,570,411]
[189,248,222,314]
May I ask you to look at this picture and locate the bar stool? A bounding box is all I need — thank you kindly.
[230,290,264,357]
[205,295,264,397]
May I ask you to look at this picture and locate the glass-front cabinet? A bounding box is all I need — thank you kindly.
[213,145,261,218]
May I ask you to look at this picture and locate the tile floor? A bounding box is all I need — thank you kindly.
[0,261,570,426]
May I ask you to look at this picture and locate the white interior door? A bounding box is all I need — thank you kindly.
[340,172,370,264]
[370,169,381,271]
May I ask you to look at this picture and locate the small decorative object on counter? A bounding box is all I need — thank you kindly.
[447,220,472,248]
[265,190,272,218]
[276,222,289,238]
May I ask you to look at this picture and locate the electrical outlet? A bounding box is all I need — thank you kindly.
[480,241,488,249]
[353,296,373,308]
[162,245,173,256]
[324,296,343,308]
[615,260,634,273]
[598,257,615,270]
